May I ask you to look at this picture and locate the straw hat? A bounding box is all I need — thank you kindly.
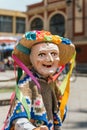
[13,30,75,67]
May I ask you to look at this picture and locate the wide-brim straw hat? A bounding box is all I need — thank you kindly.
[13,30,75,68]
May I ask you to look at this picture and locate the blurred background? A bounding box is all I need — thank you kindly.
[0,0,87,130]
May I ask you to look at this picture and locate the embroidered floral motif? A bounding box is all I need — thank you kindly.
[36,30,51,41]
[35,99,41,106]
[25,31,36,40]
[62,37,72,45]
[24,30,72,46]
[52,35,62,44]
[33,96,45,115]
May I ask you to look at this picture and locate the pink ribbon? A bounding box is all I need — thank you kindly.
[12,54,40,89]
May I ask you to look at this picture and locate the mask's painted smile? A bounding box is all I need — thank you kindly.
[43,64,52,68]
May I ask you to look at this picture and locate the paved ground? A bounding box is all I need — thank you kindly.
[62,76,87,130]
[0,70,87,130]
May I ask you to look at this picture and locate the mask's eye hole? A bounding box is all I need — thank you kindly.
[38,53,45,57]
[51,52,57,56]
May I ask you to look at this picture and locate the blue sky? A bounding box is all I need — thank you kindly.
[0,0,42,11]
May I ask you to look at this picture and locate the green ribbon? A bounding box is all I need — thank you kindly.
[59,51,76,119]
[16,85,30,119]
[60,52,76,95]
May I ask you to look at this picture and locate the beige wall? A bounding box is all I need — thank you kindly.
[0,9,27,37]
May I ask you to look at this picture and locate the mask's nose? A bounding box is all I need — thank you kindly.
[47,53,54,62]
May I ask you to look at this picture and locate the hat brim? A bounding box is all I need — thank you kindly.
[13,38,75,67]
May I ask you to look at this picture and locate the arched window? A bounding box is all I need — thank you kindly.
[50,14,65,36]
[30,18,43,30]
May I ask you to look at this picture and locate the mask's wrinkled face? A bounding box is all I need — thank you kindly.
[30,43,60,77]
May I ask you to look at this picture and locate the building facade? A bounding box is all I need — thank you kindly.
[26,0,87,72]
[0,9,27,38]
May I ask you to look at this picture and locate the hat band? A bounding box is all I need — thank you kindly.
[16,43,31,54]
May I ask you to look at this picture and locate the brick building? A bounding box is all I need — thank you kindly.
[26,0,87,72]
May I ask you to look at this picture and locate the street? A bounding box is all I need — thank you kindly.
[62,76,87,130]
[0,74,87,130]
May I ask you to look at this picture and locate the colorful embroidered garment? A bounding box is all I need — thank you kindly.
[4,74,67,130]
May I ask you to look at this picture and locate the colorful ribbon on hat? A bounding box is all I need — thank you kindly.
[59,51,76,120]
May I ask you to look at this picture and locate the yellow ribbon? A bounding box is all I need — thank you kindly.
[59,51,76,120]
